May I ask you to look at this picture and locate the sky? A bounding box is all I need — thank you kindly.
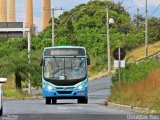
[15,0,160,32]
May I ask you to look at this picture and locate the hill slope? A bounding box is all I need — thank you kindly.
[127,41,160,62]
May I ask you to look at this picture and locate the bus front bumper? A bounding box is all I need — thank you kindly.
[42,88,87,99]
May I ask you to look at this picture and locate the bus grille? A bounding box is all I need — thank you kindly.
[56,87,74,90]
[57,91,72,94]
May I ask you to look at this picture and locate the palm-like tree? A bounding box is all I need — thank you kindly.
[0,51,33,90]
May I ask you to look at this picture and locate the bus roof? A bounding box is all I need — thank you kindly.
[44,46,86,50]
[43,46,86,56]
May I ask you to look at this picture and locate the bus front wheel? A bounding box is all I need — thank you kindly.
[46,98,51,104]
[77,97,88,104]
[52,98,57,104]
[0,107,3,116]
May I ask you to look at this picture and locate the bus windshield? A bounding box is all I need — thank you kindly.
[44,57,86,80]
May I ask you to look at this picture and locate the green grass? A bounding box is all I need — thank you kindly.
[3,89,32,99]
[112,59,160,84]
[109,59,160,113]
[127,41,160,62]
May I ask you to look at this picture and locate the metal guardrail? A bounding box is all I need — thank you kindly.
[126,51,160,65]
[135,51,160,63]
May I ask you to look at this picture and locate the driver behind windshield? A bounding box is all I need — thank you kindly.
[44,57,86,80]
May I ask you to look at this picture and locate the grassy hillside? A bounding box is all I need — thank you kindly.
[127,41,160,62]
[109,67,160,113]
[109,59,160,113]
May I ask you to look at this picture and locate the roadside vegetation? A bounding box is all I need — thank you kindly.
[3,89,32,99]
[127,41,160,62]
[0,1,160,99]
[109,59,160,113]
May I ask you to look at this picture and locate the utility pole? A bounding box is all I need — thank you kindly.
[145,0,148,57]
[52,8,54,46]
[137,8,140,27]
[106,6,111,73]
[118,47,121,96]
[52,8,63,46]
[28,29,31,94]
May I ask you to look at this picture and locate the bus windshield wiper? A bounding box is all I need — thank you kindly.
[47,77,56,80]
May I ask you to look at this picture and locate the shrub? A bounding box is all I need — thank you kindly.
[112,59,160,84]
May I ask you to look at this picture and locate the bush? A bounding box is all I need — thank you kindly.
[112,59,160,84]
[89,55,107,73]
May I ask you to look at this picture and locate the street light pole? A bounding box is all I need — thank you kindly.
[28,29,31,94]
[52,8,63,46]
[52,8,55,46]
[145,0,148,57]
[106,6,111,73]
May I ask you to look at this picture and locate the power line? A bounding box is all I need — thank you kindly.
[149,4,160,18]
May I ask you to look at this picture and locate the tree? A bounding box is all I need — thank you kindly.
[0,51,34,90]
[66,19,75,45]
[148,17,160,42]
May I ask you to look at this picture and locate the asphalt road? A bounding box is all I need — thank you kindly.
[0,77,134,120]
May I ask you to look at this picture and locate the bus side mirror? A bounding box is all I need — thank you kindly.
[40,58,44,66]
[87,54,90,65]
[0,78,7,83]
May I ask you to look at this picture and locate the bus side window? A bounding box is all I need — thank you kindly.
[87,54,90,65]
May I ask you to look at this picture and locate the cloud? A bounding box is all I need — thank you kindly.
[52,0,89,10]
[54,10,64,18]
[16,0,26,22]
[33,17,42,32]
[133,0,160,8]
[16,12,25,22]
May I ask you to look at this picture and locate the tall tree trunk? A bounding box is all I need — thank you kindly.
[15,72,22,90]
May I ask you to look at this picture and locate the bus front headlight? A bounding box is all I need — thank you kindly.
[47,85,53,90]
[78,85,83,90]
[77,82,86,90]
[45,83,56,90]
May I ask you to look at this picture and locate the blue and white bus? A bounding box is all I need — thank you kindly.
[41,46,90,104]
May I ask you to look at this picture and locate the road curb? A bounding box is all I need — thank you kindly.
[106,101,158,114]
[4,96,43,101]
